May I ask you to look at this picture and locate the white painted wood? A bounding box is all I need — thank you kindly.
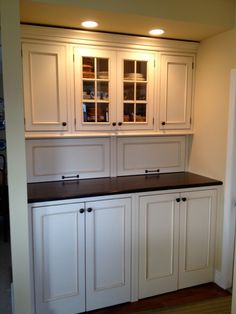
[117,136,186,176]
[178,190,217,288]
[26,137,110,182]
[221,70,236,290]
[21,25,199,54]
[74,47,117,131]
[32,203,86,314]
[85,198,131,310]
[138,193,180,298]
[22,42,69,131]
[160,54,193,130]
[116,50,155,131]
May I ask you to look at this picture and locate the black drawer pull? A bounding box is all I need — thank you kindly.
[112,122,116,126]
[176,198,181,203]
[87,208,93,213]
[182,197,187,202]
[79,208,84,214]
[62,121,67,126]
[118,122,122,126]
[145,169,160,174]
[62,174,79,180]
[161,121,166,126]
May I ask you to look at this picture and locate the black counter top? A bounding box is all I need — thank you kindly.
[27,172,223,203]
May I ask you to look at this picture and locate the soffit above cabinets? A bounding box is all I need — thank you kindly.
[20,0,236,41]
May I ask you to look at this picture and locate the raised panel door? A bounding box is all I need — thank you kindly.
[32,203,85,314]
[178,190,217,288]
[85,198,131,310]
[22,43,68,131]
[160,54,193,130]
[139,193,180,298]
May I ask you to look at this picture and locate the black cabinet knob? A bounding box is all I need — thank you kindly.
[161,121,166,126]
[118,122,122,126]
[79,208,84,214]
[182,197,187,202]
[176,198,181,203]
[87,207,93,213]
[112,122,116,126]
[62,121,67,126]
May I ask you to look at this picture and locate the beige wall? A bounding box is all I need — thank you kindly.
[189,27,236,181]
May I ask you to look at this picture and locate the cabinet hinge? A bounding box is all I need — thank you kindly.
[192,62,194,70]
[190,117,192,124]
[73,54,75,62]
[74,118,76,125]
[21,48,23,57]
[153,117,154,125]
[154,59,156,68]
[24,118,25,125]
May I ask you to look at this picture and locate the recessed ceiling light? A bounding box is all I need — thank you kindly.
[81,21,98,28]
[149,28,165,36]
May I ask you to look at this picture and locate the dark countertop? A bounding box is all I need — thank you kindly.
[27,172,223,203]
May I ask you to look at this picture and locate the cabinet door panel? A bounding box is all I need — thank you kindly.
[160,54,193,130]
[85,198,131,311]
[22,43,68,131]
[179,190,216,289]
[139,193,179,298]
[33,203,85,314]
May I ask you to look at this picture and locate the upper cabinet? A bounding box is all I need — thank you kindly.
[116,51,155,131]
[74,47,116,131]
[159,54,194,130]
[22,42,69,132]
[21,26,197,137]
[74,47,155,131]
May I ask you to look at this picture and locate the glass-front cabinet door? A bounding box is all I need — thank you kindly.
[74,47,116,131]
[117,51,155,130]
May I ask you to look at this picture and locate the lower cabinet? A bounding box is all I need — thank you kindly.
[138,189,217,299]
[32,197,132,314]
[31,188,217,313]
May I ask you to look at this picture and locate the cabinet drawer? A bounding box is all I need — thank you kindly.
[26,138,110,182]
[117,136,186,176]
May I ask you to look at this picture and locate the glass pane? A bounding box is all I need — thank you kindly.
[124,60,135,80]
[97,103,109,122]
[137,61,147,80]
[136,103,146,122]
[83,81,95,99]
[97,81,109,100]
[136,83,147,100]
[97,58,108,79]
[82,57,95,78]
[83,103,95,122]
[123,103,134,122]
[124,82,134,100]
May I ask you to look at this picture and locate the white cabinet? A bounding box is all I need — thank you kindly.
[116,51,155,130]
[74,47,116,131]
[22,42,69,132]
[138,189,216,299]
[73,47,155,131]
[32,197,131,314]
[159,54,194,130]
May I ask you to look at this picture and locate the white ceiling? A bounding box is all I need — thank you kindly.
[20,0,236,41]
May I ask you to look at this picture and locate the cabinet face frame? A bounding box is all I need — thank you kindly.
[74,46,117,131]
[22,41,69,132]
[159,54,194,130]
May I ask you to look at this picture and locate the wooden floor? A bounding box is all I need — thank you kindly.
[87,283,231,313]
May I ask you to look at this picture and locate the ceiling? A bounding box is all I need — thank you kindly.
[20,0,236,42]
